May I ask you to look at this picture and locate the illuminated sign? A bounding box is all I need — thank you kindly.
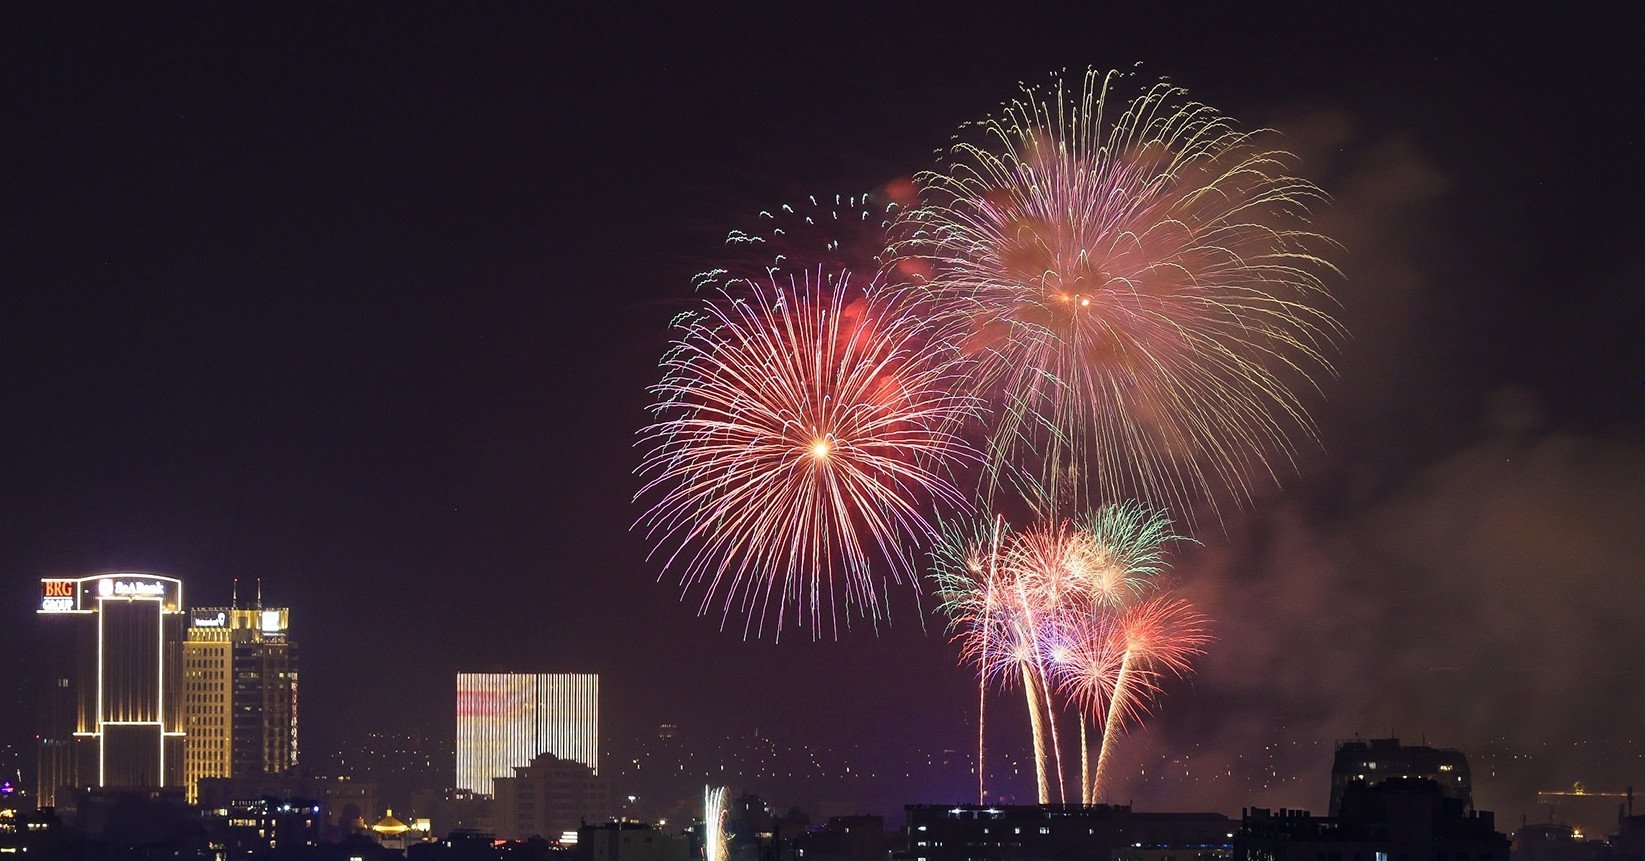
[41,574,182,613]
[41,580,77,612]
[260,610,283,633]
[98,578,166,598]
[192,611,228,628]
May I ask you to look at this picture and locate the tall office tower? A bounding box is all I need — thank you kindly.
[34,574,186,806]
[455,673,598,795]
[182,602,298,799]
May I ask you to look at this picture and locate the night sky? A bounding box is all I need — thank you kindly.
[3,4,1642,825]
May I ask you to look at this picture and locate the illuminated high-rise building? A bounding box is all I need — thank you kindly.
[455,673,598,796]
[34,574,186,806]
[182,596,298,800]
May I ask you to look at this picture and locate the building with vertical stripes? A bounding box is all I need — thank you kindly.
[34,574,186,807]
[454,673,598,796]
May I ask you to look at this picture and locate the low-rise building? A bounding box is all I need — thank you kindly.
[581,820,693,861]
[906,804,1233,861]
[1237,778,1508,861]
[493,751,611,841]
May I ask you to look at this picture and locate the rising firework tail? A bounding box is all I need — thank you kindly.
[1090,595,1211,801]
[704,786,730,861]
[932,499,1207,803]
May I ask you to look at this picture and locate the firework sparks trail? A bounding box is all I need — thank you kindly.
[896,68,1340,518]
[1090,596,1210,801]
[638,269,979,640]
[931,515,1009,804]
[704,785,730,861]
[935,500,1205,804]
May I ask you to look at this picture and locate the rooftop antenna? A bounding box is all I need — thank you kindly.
[256,577,263,609]
[232,578,239,609]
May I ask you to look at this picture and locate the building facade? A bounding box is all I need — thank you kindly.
[1237,778,1507,861]
[1329,739,1471,816]
[581,821,693,861]
[491,752,609,841]
[182,604,299,799]
[34,574,187,806]
[455,673,599,796]
[905,804,1234,861]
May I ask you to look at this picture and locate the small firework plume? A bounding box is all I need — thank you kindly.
[896,68,1340,518]
[703,785,730,861]
[1085,595,1210,800]
[637,266,978,640]
[933,500,1208,804]
[721,193,903,279]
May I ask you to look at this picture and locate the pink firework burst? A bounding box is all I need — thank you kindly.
[637,270,977,639]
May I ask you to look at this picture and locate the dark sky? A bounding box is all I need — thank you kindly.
[3,4,1641,824]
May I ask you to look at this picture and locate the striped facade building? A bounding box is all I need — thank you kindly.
[454,673,599,796]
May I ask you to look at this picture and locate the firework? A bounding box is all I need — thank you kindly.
[896,69,1339,517]
[931,516,1009,803]
[720,193,902,279]
[933,500,1203,804]
[704,785,730,861]
[638,269,978,639]
[1089,596,1209,801]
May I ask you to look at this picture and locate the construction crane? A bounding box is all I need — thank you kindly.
[1536,783,1635,818]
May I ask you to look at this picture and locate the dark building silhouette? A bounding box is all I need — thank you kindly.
[905,804,1233,861]
[1237,778,1507,861]
[412,786,496,838]
[1330,740,1470,817]
[196,772,379,841]
[1613,815,1645,861]
[794,814,893,861]
[580,820,693,861]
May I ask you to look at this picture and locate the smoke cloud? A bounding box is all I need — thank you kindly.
[1106,110,1644,831]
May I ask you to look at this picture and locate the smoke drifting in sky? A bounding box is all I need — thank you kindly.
[1107,109,1645,825]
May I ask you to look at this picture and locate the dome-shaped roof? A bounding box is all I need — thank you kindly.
[371,809,410,834]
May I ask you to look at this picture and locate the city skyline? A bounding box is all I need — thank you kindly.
[2,3,1642,842]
